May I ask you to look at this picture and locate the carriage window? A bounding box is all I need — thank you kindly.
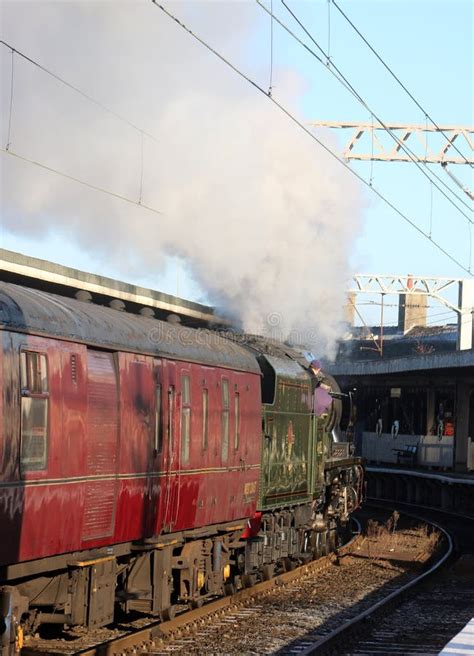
[221,379,229,461]
[155,384,162,453]
[234,393,240,450]
[202,388,209,450]
[21,351,48,394]
[181,375,191,464]
[20,351,49,472]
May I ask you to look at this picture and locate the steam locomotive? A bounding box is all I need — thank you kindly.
[0,282,363,654]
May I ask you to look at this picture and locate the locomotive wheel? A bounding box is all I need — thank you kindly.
[190,598,203,609]
[261,564,274,581]
[160,605,176,622]
[242,574,256,588]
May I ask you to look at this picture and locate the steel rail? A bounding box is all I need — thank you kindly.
[23,522,363,656]
[295,504,454,655]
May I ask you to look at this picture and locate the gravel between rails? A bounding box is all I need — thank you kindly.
[137,520,439,655]
[21,514,439,656]
[342,562,474,656]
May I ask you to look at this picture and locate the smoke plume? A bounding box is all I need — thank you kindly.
[0,1,363,356]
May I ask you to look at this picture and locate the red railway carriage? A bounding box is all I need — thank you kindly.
[0,283,261,644]
[0,282,363,654]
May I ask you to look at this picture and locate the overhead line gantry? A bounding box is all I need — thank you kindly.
[310,122,474,165]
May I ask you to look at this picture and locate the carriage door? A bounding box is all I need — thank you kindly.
[82,350,119,542]
[159,360,180,532]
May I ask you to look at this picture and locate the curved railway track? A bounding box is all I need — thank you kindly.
[23,524,362,656]
[287,502,474,656]
[21,510,445,656]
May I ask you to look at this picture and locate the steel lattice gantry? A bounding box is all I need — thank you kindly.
[349,274,474,350]
[310,122,474,165]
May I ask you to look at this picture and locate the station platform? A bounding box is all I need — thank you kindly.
[365,465,474,515]
[439,618,474,655]
[367,465,474,485]
[360,431,474,473]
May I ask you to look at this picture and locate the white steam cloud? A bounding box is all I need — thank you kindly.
[0,1,363,357]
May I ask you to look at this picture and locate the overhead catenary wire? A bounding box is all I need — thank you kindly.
[429,181,433,238]
[326,0,331,64]
[331,0,473,169]
[158,0,473,273]
[398,313,470,329]
[369,113,374,186]
[357,302,456,317]
[271,0,473,215]
[5,48,15,151]
[352,314,471,331]
[424,114,429,162]
[350,296,383,354]
[469,222,473,271]
[352,305,474,333]
[0,38,163,219]
[1,147,163,217]
[353,303,459,323]
[350,307,470,332]
[151,0,472,276]
[441,162,474,201]
[0,39,160,145]
[138,131,144,205]
[356,300,464,317]
[267,0,474,218]
[150,0,472,277]
[268,0,274,95]
[423,313,469,328]
[265,5,473,218]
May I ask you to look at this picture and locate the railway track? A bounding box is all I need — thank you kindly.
[22,510,442,655]
[23,524,362,656]
[286,503,474,656]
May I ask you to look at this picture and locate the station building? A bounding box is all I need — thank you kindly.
[330,350,474,473]
[331,281,474,473]
[330,287,474,514]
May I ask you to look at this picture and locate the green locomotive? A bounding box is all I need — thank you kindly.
[240,337,363,580]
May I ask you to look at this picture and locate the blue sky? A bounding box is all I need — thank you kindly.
[1,0,473,328]
[264,0,473,272]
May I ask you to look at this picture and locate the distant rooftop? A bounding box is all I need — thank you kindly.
[328,348,474,377]
[0,249,229,328]
[336,320,458,363]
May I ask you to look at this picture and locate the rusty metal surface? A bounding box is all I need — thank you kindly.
[0,283,260,373]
